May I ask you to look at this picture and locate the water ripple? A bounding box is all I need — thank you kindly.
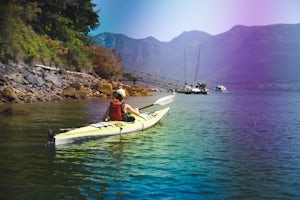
[1,92,300,199]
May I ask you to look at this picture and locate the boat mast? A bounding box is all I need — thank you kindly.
[194,46,200,83]
[184,51,187,85]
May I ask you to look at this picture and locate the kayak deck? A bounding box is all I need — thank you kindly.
[54,107,170,145]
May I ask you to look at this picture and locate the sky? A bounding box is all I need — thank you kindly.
[90,0,300,42]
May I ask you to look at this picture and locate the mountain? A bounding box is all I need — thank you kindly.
[199,24,300,90]
[93,31,212,80]
[93,24,300,91]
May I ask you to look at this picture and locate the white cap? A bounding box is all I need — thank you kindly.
[116,88,126,97]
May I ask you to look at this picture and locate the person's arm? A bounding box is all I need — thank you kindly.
[124,104,140,116]
[102,104,111,121]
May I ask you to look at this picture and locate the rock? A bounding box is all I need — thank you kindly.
[25,74,45,86]
[1,107,30,115]
[53,95,63,101]
[69,82,81,90]
[44,73,63,87]
[77,86,92,99]
[7,73,25,84]
[122,85,151,97]
[62,85,92,99]
[1,86,19,102]
[97,82,113,97]
[0,76,9,84]
[62,87,77,99]
[0,62,151,104]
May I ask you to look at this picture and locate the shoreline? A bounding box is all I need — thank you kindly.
[0,61,151,104]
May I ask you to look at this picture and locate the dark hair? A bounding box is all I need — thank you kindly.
[115,93,123,101]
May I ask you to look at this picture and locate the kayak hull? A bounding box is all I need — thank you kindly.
[54,107,170,145]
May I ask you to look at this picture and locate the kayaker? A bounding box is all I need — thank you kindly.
[102,88,140,122]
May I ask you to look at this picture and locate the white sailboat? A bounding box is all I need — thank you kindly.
[193,47,209,94]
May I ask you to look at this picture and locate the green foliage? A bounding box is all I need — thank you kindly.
[0,1,99,73]
[31,0,99,44]
[0,1,124,78]
[0,7,63,65]
[65,37,93,72]
[0,4,45,62]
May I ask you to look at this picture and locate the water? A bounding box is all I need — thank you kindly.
[1,91,300,199]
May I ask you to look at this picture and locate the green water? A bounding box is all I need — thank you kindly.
[1,92,300,199]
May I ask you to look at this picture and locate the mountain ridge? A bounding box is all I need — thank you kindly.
[93,24,300,91]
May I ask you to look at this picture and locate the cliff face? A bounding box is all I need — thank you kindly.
[0,62,150,104]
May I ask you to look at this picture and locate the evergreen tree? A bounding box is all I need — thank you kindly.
[30,0,99,43]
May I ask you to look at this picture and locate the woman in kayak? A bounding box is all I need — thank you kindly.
[102,88,140,122]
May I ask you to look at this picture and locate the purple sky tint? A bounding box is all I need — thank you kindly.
[90,0,300,41]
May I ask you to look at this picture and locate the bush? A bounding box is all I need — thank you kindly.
[87,46,124,80]
[0,2,123,79]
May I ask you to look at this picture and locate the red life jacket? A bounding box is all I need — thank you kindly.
[109,100,124,121]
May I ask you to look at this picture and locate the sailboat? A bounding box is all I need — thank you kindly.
[192,47,209,95]
[176,49,209,95]
[176,51,192,94]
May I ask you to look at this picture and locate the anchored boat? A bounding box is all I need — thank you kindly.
[215,85,227,92]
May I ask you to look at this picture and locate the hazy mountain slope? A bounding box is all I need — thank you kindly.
[94,24,300,90]
[93,31,212,79]
[199,24,300,90]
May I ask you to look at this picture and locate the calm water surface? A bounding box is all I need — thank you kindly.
[1,91,300,199]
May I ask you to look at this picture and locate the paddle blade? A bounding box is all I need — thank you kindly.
[153,94,175,106]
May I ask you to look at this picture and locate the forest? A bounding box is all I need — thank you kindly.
[0,0,124,80]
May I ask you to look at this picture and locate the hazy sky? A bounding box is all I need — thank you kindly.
[90,0,300,41]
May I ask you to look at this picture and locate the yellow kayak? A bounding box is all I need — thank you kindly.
[53,107,170,146]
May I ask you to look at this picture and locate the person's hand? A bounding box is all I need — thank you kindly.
[134,108,140,114]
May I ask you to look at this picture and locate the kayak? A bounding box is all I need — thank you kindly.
[53,107,170,146]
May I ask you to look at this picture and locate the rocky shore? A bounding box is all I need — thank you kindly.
[0,61,151,104]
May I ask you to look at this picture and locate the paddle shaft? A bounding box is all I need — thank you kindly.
[138,94,175,110]
[139,104,154,110]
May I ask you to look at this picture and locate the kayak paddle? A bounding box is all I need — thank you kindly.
[139,94,175,110]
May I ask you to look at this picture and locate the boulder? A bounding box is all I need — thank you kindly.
[7,73,25,84]
[62,87,77,99]
[1,86,19,102]
[76,86,92,99]
[62,84,91,99]
[0,76,9,84]
[97,82,113,98]
[44,73,63,87]
[25,74,45,86]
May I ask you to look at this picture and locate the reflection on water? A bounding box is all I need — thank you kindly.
[1,92,300,199]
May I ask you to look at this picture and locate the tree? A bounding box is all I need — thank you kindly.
[123,73,139,85]
[29,0,99,44]
[87,46,124,80]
